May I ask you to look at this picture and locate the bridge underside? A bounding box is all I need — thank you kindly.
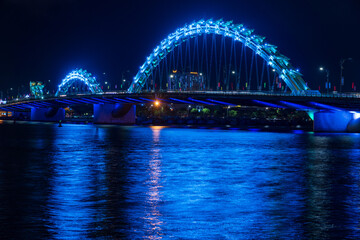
[2,92,360,110]
[93,103,136,124]
[30,107,65,122]
[2,92,360,132]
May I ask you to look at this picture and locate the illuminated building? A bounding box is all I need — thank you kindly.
[30,81,44,99]
[168,71,205,91]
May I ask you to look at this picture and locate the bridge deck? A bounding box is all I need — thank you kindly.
[1,91,360,112]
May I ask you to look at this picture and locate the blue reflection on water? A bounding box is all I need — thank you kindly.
[47,126,107,239]
[0,123,360,239]
[143,126,164,239]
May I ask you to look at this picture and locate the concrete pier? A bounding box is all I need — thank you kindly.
[313,110,360,133]
[93,103,136,124]
[31,107,65,122]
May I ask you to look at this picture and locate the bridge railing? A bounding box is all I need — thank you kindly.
[143,90,360,98]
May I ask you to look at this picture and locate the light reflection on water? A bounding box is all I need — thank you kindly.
[143,126,164,240]
[0,123,360,239]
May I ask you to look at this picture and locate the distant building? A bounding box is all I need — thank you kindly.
[30,81,44,99]
[168,71,205,91]
[0,111,12,118]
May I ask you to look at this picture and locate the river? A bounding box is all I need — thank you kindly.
[0,121,360,239]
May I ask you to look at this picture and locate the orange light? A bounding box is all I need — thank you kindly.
[154,100,160,106]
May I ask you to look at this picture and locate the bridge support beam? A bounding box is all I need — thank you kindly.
[93,103,136,124]
[31,107,65,122]
[313,110,360,133]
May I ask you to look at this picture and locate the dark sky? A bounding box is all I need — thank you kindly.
[1,0,359,92]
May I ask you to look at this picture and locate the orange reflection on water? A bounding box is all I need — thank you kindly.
[150,126,167,131]
[143,126,164,240]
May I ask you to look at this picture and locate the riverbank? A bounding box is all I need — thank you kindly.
[1,118,313,132]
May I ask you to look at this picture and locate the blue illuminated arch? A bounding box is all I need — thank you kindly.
[55,69,103,96]
[129,19,309,93]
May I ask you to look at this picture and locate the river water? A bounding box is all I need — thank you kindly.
[0,122,360,239]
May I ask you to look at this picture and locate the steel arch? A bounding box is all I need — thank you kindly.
[56,69,103,96]
[128,19,309,94]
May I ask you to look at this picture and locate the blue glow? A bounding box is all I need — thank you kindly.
[309,102,343,111]
[125,97,144,103]
[90,97,113,103]
[56,99,80,104]
[169,98,194,104]
[128,19,308,94]
[155,97,167,103]
[253,100,285,108]
[21,104,36,109]
[279,101,313,110]
[72,98,96,104]
[9,105,26,110]
[188,98,214,105]
[34,101,52,106]
[79,98,100,103]
[314,110,354,132]
[139,97,154,102]
[206,99,237,106]
[55,99,75,105]
[113,98,133,103]
[292,130,304,134]
[27,102,46,107]
[56,69,103,96]
[350,111,360,120]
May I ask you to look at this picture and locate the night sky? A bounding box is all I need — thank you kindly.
[1,0,359,93]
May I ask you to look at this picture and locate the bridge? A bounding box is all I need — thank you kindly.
[1,19,359,132]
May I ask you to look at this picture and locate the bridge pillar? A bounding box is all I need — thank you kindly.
[31,107,65,122]
[93,103,136,124]
[313,110,360,133]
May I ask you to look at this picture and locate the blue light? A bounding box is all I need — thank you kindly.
[169,98,193,104]
[279,101,313,110]
[248,128,261,131]
[253,100,285,108]
[139,97,154,102]
[350,111,360,120]
[56,69,103,97]
[292,130,304,134]
[188,98,214,105]
[125,97,144,103]
[309,102,343,111]
[206,99,236,106]
[128,19,308,94]
[113,98,133,103]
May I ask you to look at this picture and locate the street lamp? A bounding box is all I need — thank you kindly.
[340,58,352,93]
[227,106,231,117]
[319,67,330,94]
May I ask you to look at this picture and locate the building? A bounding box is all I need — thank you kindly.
[168,71,206,91]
